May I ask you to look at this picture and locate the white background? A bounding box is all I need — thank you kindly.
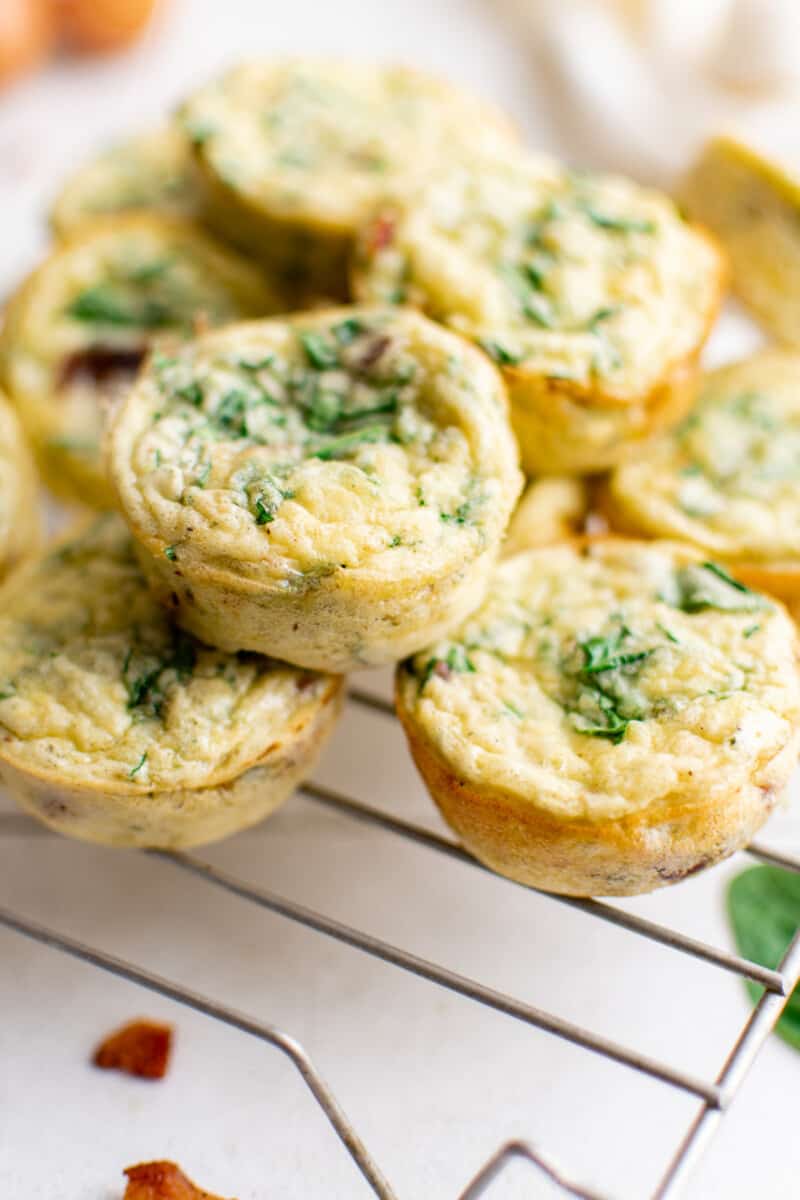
[0,2,798,1197]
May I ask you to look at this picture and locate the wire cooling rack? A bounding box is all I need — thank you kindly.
[1,683,800,1200]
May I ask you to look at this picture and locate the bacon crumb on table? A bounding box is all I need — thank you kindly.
[123,1161,235,1200]
[92,1019,173,1079]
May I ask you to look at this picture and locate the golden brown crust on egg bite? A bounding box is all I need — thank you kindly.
[0,515,343,848]
[0,214,281,509]
[108,306,522,673]
[396,539,800,896]
[353,152,725,474]
[681,135,800,347]
[605,351,800,608]
[178,58,519,299]
[50,125,199,239]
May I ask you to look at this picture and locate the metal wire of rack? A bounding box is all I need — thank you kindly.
[2,684,800,1200]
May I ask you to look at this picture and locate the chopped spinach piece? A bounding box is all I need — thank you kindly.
[68,286,173,329]
[670,562,769,614]
[579,627,651,674]
[254,497,275,525]
[124,629,198,719]
[312,425,387,460]
[164,545,177,561]
[332,317,364,345]
[582,206,656,234]
[176,380,204,407]
[128,752,148,779]
[416,643,477,691]
[300,331,339,370]
[478,338,524,366]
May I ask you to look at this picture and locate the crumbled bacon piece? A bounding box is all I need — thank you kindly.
[367,213,395,253]
[93,1019,173,1080]
[123,1161,234,1200]
[58,346,146,389]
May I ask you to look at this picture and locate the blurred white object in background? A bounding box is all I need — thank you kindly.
[500,0,800,182]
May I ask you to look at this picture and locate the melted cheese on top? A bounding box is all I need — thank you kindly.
[0,515,333,788]
[111,308,521,586]
[398,542,800,820]
[50,126,199,238]
[2,215,278,489]
[354,153,721,401]
[610,352,800,561]
[180,59,517,231]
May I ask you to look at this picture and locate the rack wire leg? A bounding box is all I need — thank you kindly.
[0,905,398,1200]
[653,926,800,1199]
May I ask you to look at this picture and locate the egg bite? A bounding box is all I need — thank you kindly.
[396,540,800,896]
[681,134,800,347]
[604,351,800,610]
[0,514,343,848]
[353,151,725,474]
[1,213,281,508]
[178,58,519,298]
[108,307,522,672]
[50,125,199,238]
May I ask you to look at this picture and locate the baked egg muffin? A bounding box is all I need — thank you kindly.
[605,352,800,607]
[108,307,522,672]
[0,392,41,580]
[682,135,800,347]
[50,125,199,238]
[396,540,800,896]
[0,514,343,848]
[1,214,281,508]
[178,59,518,298]
[353,152,725,474]
[502,476,591,558]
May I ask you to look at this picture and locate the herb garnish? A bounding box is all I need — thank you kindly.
[128,752,148,779]
[565,624,652,743]
[124,629,198,719]
[478,339,524,366]
[254,497,275,525]
[416,644,477,692]
[300,331,339,370]
[670,562,769,614]
[312,426,388,460]
[582,207,656,235]
[68,286,173,329]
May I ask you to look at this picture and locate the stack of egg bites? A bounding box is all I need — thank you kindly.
[1,58,798,898]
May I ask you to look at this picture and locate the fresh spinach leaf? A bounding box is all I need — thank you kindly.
[728,866,800,1051]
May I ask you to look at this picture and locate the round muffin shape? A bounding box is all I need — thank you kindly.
[0,392,41,580]
[396,540,800,897]
[605,352,800,606]
[178,59,518,298]
[1,214,280,508]
[50,125,199,239]
[109,306,522,672]
[352,152,725,474]
[681,135,800,348]
[0,514,343,848]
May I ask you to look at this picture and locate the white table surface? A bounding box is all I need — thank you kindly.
[0,3,798,1197]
